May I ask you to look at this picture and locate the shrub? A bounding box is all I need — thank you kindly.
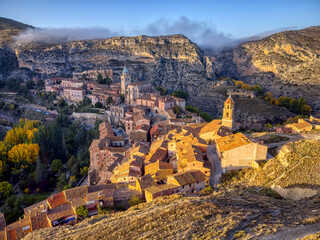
[234,231,246,239]
[200,186,213,196]
[76,205,89,220]
[128,195,145,207]
[0,181,13,199]
[172,90,189,100]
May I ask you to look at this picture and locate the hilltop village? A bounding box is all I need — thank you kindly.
[1,67,320,240]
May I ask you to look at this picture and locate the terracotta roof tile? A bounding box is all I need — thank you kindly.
[136,174,156,191]
[168,170,206,186]
[216,133,253,153]
[47,192,67,209]
[144,184,179,195]
[64,186,89,201]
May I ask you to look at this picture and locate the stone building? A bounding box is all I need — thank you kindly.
[89,122,126,185]
[120,66,131,95]
[216,132,268,171]
[125,82,154,105]
[157,96,186,112]
[167,170,206,194]
[122,112,150,135]
[109,104,128,123]
[60,79,84,88]
[62,87,86,103]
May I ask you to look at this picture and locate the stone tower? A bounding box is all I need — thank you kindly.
[222,92,235,131]
[120,66,131,95]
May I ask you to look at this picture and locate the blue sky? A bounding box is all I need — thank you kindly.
[1,0,320,47]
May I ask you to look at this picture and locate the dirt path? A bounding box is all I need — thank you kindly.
[260,222,320,240]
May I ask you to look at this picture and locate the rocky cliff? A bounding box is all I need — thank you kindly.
[213,26,320,109]
[14,34,214,92]
[1,18,319,120]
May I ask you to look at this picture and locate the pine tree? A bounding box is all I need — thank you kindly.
[56,172,67,192]
[35,156,46,185]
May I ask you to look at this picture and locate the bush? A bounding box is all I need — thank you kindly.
[234,231,246,239]
[51,159,63,173]
[94,102,103,108]
[200,112,213,122]
[76,206,89,220]
[80,166,88,176]
[172,105,182,115]
[172,90,189,100]
[156,86,166,95]
[0,181,13,199]
[200,186,213,196]
[128,195,145,207]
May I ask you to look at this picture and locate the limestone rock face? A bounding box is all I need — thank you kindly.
[13,34,214,93]
[272,184,318,201]
[213,26,320,109]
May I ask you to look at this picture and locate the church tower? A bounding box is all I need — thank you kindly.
[120,66,131,95]
[222,92,235,131]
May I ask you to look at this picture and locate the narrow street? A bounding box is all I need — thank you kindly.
[207,144,222,187]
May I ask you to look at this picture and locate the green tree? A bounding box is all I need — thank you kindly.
[172,105,182,115]
[26,80,35,89]
[80,166,88,176]
[51,159,63,173]
[36,79,45,89]
[58,98,66,108]
[97,74,103,82]
[35,156,46,185]
[76,205,89,220]
[200,112,213,122]
[106,96,113,106]
[172,90,189,100]
[67,156,76,171]
[0,181,13,200]
[56,173,67,192]
[71,162,80,178]
[94,102,103,108]
[156,86,166,95]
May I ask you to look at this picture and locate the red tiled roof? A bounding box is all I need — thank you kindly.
[47,192,67,209]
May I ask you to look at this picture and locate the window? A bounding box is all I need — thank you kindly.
[226,112,229,117]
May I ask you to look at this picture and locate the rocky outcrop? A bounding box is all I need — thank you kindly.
[14,35,214,93]
[213,26,320,109]
[272,184,318,201]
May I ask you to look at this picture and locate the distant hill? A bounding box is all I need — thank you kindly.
[0,17,33,46]
[213,26,320,110]
[0,17,33,30]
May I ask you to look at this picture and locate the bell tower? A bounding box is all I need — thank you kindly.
[222,92,235,131]
[120,66,131,94]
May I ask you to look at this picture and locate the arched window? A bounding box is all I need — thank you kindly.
[226,112,229,117]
